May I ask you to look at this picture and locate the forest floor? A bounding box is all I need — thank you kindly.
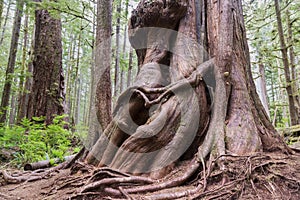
[1,150,300,200]
[0,168,72,200]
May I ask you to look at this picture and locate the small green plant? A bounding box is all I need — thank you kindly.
[0,115,80,167]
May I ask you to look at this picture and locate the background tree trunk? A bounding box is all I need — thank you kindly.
[0,0,11,47]
[27,4,65,124]
[274,0,299,126]
[18,28,35,123]
[0,0,3,28]
[73,28,82,125]
[17,9,29,122]
[87,0,112,148]
[87,2,97,128]
[258,62,270,117]
[120,0,130,94]
[8,90,16,125]
[65,34,76,125]
[0,0,24,124]
[95,0,112,129]
[286,9,300,123]
[113,0,121,97]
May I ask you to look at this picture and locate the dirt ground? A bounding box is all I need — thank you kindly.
[0,169,75,200]
[0,151,300,200]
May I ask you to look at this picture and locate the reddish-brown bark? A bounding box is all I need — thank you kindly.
[86,0,288,172]
[82,0,291,198]
[27,8,65,124]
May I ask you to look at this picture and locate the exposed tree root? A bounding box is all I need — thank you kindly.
[2,152,299,199]
[51,152,298,200]
[0,163,65,185]
[0,164,67,195]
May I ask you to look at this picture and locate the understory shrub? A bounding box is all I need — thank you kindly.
[0,115,80,167]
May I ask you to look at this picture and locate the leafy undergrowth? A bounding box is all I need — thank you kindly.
[0,115,81,169]
[0,151,299,200]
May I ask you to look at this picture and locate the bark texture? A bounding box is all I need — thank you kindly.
[81,0,290,197]
[27,6,65,124]
[86,0,289,167]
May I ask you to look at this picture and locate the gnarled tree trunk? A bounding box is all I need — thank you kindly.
[79,0,292,198]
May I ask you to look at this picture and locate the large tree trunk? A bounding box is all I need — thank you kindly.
[80,0,291,198]
[86,0,287,169]
[0,0,24,125]
[27,4,65,124]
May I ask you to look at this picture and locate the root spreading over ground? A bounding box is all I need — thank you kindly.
[0,151,299,199]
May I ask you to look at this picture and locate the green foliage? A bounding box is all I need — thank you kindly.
[244,0,300,128]
[0,115,79,167]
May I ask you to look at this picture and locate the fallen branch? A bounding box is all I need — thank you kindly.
[24,154,76,171]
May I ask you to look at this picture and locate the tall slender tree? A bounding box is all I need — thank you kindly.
[120,0,130,93]
[113,0,122,97]
[0,0,24,124]
[27,1,65,124]
[0,0,3,28]
[87,0,112,147]
[65,34,76,124]
[274,0,299,125]
[0,0,11,47]
[286,9,300,122]
[18,28,35,123]
[73,23,82,125]
[87,2,97,128]
[17,8,29,122]
[258,62,270,117]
